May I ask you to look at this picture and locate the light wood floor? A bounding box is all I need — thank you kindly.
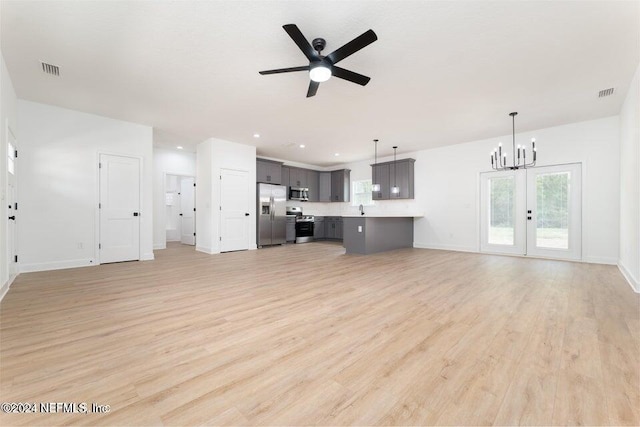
[1,242,638,426]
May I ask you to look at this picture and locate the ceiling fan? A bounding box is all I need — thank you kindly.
[259,24,378,97]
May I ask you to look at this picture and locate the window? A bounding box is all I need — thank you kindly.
[7,142,15,175]
[352,179,374,207]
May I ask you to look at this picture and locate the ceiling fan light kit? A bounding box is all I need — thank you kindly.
[491,112,538,170]
[259,24,377,97]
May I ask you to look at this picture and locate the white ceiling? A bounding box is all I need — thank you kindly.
[2,1,638,166]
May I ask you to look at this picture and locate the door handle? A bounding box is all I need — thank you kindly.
[8,216,15,220]
[179,213,183,216]
[245,213,250,216]
[133,212,139,216]
[527,216,532,220]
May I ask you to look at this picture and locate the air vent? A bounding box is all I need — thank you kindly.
[598,88,615,98]
[40,62,60,76]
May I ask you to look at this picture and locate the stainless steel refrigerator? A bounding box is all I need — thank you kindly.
[257,183,287,247]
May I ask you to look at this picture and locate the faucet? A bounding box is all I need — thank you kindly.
[359,204,365,215]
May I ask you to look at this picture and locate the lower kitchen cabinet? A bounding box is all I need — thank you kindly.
[286,217,296,242]
[313,217,325,239]
[324,217,343,240]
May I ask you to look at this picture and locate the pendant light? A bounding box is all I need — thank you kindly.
[391,146,400,195]
[491,112,538,170]
[372,139,381,192]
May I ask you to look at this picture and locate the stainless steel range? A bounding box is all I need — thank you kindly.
[286,207,315,243]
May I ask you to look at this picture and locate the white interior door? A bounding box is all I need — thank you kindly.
[480,164,582,261]
[526,164,581,260]
[99,154,140,263]
[480,170,527,255]
[180,176,195,245]
[220,169,249,252]
[6,125,18,279]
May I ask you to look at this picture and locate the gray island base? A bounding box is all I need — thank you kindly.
[343,216,414,255]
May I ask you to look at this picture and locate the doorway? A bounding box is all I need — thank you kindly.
[164,174,195,246]
[480,163,582,261]
[99,154,141,263]
[6,125,18,281]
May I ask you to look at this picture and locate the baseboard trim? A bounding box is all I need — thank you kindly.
[196,245,216,255]
[20,259,96,273]
[153,244,166,250]
[141,252,155,261]
[0,274,16,302]
[618,261,640,293]
[583,256,618,265]
[413,242,477,253]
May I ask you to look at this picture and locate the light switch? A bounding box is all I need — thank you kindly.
[358,226,363,233]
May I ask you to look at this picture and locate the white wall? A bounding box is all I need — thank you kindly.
[619,62,640,292]
[300,116,621,264]
[17,100,153,272]
[196,138,256,254]
[0,52,18,298]
[152,147,196,249]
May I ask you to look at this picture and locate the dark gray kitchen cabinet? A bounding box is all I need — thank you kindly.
[256,159,283,184]
[325,217,343,240]
[319,172,332,202]
[281,166,291,189]
[331,169,350,202]
[289,167,307,188]
[286,216,296,242]
[307,170,319,202]
[313,217,325,239]
[371,163,390,200]
[371,159,415,200]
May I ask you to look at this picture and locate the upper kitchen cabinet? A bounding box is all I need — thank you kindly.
[319,172,332,202]
[289,167,308,188]
[281,166,291,188]
[307,170,320,202]
[371,163,390,200]
[371,159,415,199]
[331,169,351,202]
[256,158,283,184]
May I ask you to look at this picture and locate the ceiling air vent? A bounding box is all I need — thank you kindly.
[598,88,614,98]
[40,62,60,76]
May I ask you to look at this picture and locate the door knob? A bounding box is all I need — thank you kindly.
[8,216,15,220]
[527,216,532,220]
[133,212,139,216]
[245,213,250,216]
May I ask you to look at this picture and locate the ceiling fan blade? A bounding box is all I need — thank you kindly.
[326,29,377,64]
[259,66,309,75]
[332,66,371,86]
[283,24,317,62]
[306,80,319,97]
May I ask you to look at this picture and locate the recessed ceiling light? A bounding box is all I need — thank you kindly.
[253,133,260,138]
[334,153,340,156]
[299,144,305,148]
[177,146,183,150]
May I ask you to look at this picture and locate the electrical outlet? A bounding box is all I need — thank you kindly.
[358,226,363,233]
[77,242,83,249]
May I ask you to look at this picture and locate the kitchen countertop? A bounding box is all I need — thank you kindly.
[341,213,424,218]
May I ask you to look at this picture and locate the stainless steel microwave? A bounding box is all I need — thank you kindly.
[289,187,309,201]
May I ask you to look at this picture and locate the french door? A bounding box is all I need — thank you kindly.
[480,163,581,261]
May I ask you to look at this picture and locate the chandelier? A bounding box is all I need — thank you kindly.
[491,112,537,170]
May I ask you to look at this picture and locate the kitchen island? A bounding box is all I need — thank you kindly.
[342,213,423,255]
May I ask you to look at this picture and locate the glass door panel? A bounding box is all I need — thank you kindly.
[480,170,526,255]
[527,164,581,260]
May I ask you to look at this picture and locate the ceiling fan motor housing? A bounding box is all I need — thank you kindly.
[312,38,326,54]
